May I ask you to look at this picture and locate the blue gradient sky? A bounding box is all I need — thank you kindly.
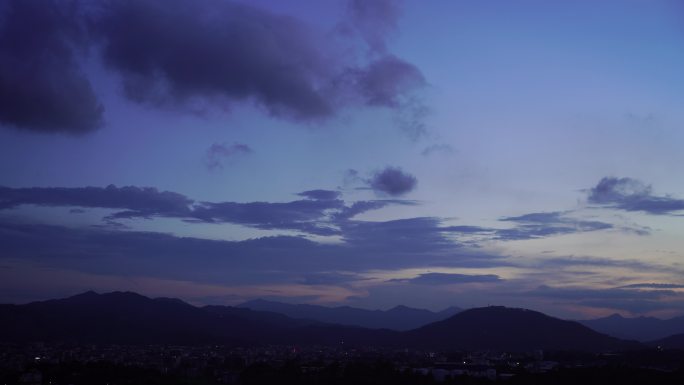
[1,0,684,319]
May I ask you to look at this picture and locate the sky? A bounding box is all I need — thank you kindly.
[1,0,684,320]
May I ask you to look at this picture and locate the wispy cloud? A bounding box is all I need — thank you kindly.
[204,142,252,170]
[389,272,502,285]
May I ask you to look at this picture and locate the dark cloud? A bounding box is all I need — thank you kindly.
[587,176,684,215]
[92,0,334,119]
[1,0,427,134]
[0,185,417,236]
[367,166,417,196]
[205,142,252,170]
[297,189,341,201]
[0,0,103,133]
[390,272,501,285]
[2,185,620,243]
[341,217,458,253]
[190,199,345,236]
[0,185,192,215]
[497,211,613,240]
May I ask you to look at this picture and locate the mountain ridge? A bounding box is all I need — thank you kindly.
[0,291,647,352]
[579,313,684,341]
[238,298,462,330]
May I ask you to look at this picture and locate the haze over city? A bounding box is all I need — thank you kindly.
[2,0,684,321]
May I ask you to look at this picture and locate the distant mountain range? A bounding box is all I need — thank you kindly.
[238,299,462,330]
[579,313,684,342]
[0,291,650,352]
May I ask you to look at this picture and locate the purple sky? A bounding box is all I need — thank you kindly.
[1,0,684,319]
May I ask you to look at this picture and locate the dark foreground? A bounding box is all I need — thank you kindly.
[2,343,684,385]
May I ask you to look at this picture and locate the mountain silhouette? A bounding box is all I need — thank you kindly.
[579,313,684,341]
[404,306,641,352]
[238,299,461,330]
[0,292,642,352]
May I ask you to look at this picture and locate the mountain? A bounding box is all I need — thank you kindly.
[0,291,211,344]
[579,313,684,341]
[0,291,350,345]
[652,333,684,349]
[238,299,462,330]
[404,306,642,352]
[0,293,643,352]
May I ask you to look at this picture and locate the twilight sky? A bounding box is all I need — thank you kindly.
[1,0,684,319]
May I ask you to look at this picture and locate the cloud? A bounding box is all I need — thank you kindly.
[345,55,429,140]
[92,0,335,120]
[0,184,192,215]
[345,0,402,54]
[190,199,346,236]
[587,177,684,215]
[0,185,417,236]
[526,285,682,314]
[0,0,103,133]
[390,272,502,285]
[2,185,621,243]
[367,166,417,196]
[333,199,418,220]
[529,285,676,301]
[299,272,365,286]
[0,220,506,286]
[297,189,341,201]
[497,211,613,240]
[421,144,454,156]
[341,217,459,252]
[204,142,252,170]
[535,255,676,273]
[0,0,427,134]
[351,55,425,108]
[619,283,684,289]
